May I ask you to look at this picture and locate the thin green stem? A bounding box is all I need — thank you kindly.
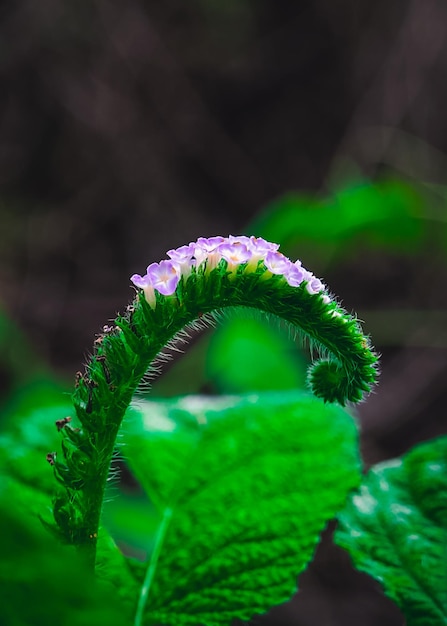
[134,507,173,626]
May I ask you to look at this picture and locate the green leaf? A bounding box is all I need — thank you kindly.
[0,381,73,522]
[0,309,41,392]
[0,382,131,625]
[0,475,129,626]
[335,435,447,626]
[102,487,160,557]
[251,178,424,265]
[151,334,212,398]
[95,528,146,620]
[151,309,307,398]
[122,391,361,625]
[206,313,307,394]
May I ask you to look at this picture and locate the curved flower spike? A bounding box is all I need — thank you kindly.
[127,235,378,407]
[50,234,379,563]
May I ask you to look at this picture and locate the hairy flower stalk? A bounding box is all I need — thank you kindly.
[48,235,378,567]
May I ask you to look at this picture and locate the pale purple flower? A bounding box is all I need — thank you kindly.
[167,244,195,264]
[218,242,252,266]
[300,268,313,283]
[192,246,208,265]
[130,273,156,307]
[196,236,225,251]
[131,273,151,289]
[130,235,331,308]
[147,260,181,296]
[263,251,293,276]
[194,237,226,270]
[167,244,196,274]
[285,263,305,287]
[306,276,325,294]
[249,236,280,254]
[228,235,252,248]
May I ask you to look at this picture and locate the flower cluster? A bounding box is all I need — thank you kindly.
[131,235,329,306]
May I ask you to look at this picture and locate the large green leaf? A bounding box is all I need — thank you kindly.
[335,435,447,626]
[122,391,361,625]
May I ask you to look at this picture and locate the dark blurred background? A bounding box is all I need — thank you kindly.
[1,1,447,624]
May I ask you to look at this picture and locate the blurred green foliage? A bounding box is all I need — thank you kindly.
[250,178,427,266]
[206,313,307,393]
[0,374,130,625]
[0,477,128,626]
[0,311,42,410]
[102,486,159,559]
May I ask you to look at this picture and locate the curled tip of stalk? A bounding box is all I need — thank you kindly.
[308,358,376,405]
[48,234,379,562]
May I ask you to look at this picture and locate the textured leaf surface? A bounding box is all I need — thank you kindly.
[335,435,447,626]
[123,391,361,625]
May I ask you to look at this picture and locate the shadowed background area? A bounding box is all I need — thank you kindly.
[1,1,447,624]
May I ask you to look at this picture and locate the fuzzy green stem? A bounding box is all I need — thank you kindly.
[50,262,378,563]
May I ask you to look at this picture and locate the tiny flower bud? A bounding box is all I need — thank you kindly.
[55,416,72,432]
[46,452,56,466]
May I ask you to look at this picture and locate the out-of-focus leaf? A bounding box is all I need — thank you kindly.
[151,333,212,397]
[122,391,361,625]
[1,376,69,426]
[95,528,146,620]
[102,486,160,558]
[206,313,307,393]
[151,310,308,398]
[0,310,41,389]
[0,475,129,626]
[0,385,72,524]
[335,435,447,626]
[0,379,133,625]
[251,179,424,264]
